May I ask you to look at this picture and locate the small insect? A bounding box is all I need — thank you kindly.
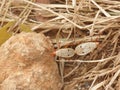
[75,42,99,56]
[55,48,75,58]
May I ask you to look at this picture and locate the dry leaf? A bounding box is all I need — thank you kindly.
[0,21,15,45]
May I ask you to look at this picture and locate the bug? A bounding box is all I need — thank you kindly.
[75,42,99,56]
[53,42,99,58]
[54,48,75,58]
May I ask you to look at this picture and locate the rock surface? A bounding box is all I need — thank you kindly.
[0,32,62,90]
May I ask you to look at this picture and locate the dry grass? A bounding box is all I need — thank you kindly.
[0,0,120,90]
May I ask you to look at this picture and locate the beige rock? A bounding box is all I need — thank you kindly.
[0,32,62,90]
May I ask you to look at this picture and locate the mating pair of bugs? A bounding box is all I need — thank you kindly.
[54,42,99,58]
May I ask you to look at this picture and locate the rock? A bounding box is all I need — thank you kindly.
[0,32,62,90]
